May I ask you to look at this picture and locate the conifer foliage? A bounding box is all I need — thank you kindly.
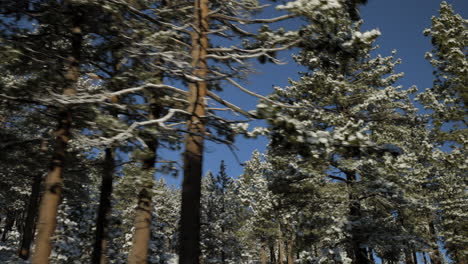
[0,1,466,264]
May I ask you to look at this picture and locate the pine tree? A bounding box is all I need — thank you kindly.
[417,2,467,263]
[260,1,423,262]
[237,151,281,263]
[200,161,243,263]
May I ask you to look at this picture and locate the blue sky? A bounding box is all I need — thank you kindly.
[161,0,468,187]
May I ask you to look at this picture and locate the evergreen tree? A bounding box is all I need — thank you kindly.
[260,1,424,262]
[417,2,467,263]
[201,161,243,263]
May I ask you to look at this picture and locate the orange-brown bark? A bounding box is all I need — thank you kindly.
[179,0,209,263]
[128,88,163,264]
[31,12,82,264]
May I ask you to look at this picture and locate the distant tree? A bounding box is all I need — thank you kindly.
[200,161,243,263]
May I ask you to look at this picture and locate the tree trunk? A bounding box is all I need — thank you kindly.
[270,243,276,264]
[179,0,208,263]
[128,89,163,263]
[368,248,375,264]
[428,220,443,264]
[455,252,467,264]
[286,239,294,264]
[346,171,369,264]
[260,240,267,264]
[31,7,82,263]
[412,250,418,264]
[91,148,115,264]
[313,245,318,258]
[278,228,284,264]
[422,252,429,264]
[405,250,415,264]
[1,210,15,242]
[18,173,43,259]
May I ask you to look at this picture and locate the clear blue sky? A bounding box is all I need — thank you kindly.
[161,0,468,187]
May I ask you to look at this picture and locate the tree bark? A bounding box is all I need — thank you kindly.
[260,240,267,264]
[428,220,443,264]
[368,248,375,264]
[278,227,284,264]
[91,148,115,264]
[412,250,418,264]
[405,250,415,264]
[128,88,163,264]
[286,239,294,264]
[270,243,276,264]
[1,210,15,242]
[31,6,82,262]
[18,173,43,259]
[179,0,208,263]
[346,171,369,264]
[422,252,429,264]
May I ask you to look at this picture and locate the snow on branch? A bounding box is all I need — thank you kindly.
[75,108,189,147]
[210,13,296,24]
[39,84,187,106]
[206,90,257,118]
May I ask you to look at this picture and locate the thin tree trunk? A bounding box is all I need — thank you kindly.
[412,250,418,264]
[428,220,443,264]
[422,252,429,264]
[405,251,415,264]
[313,245,318,258]
[278,227,284,264]
[457,253,466,264]
[346,171,369,264]
[260,240,267,264]
[455,252,466,264]
[1,211,15,242]
[179,0,208,263]
[270,243,276,264]
[91,148,115,264]
[31,7,82,262]
[368,248,375,264]
[18,173,43,259]
[286,239,294,264]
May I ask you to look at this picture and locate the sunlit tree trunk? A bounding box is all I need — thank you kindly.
[179,0,208,263]
[128,85,163,264]
[278,227,284,264]
[260,239,267,264]
[286,239,294,264]
[31,6,82,263]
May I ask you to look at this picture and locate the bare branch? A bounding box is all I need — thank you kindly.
[210,13,296,24]
[206,90,257,118]
[214,73,302,109]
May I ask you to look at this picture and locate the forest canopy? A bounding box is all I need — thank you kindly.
[0,0,466,264]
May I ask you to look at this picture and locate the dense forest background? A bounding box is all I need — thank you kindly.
[0,0,466,263]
